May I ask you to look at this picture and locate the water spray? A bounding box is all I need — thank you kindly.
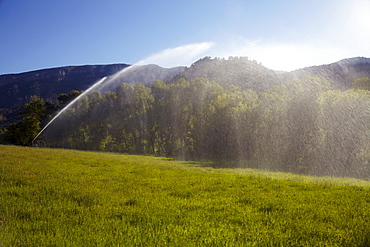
[31,65,138,145]
[31,42,214,146]
[32,76,108,144]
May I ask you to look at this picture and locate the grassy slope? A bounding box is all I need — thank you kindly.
[1,145,370,246]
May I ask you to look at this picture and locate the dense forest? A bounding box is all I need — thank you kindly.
[4,74,370,179]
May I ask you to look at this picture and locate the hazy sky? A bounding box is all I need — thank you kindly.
[1,0,369,74]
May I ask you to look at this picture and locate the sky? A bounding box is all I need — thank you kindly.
[0,0,369,74]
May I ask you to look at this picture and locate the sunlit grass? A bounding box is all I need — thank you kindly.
[1,145,370,246]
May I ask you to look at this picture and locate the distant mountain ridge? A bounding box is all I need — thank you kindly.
[1,56,370,128]
[0,64,184,106]
[171,56,370,92]
[290,57,370,90]
[169,56,287,91]
[0,64,129,108]
[0,63,184,127]
[0,64,127,86]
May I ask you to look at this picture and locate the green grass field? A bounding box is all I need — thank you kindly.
[1,145,370,246]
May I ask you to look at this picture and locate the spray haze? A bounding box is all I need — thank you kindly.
[33,43,213,142]
[32,77,108,143]
[32,41,370,179]
[136,42,215,67]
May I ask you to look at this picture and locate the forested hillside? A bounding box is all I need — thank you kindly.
[0,64,184,128]
[2,56,370,129]
[169,57,286,91]
[170,56,370,91]
[24,75,370,179]
[291,57,370,90]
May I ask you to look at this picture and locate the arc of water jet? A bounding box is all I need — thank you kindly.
[105,64,137,84]
[32,42,213,144]
[32,76,108,143]
[32,65,137,144]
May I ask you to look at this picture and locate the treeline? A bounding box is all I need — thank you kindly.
[3,91,82,145]
[6,76,370,178]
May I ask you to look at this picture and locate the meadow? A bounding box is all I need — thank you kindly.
[1,145,370,246]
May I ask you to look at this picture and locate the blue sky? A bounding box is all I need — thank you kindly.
[1,0,369,74]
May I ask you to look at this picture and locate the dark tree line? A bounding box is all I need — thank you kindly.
[4,91,83,145]
[5,76,370,178]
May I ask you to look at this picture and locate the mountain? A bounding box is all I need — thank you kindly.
[169,56,286,91]
[290,57,370,90]
[0,64,184,127]
[0,64,185,109]
[169,56,370,92]
[0,64,129,109]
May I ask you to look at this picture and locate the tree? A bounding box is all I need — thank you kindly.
[352,77,370,91]
[57,90,83,106]
[7,96,47,145]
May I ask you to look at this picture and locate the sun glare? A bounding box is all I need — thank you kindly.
[251,43,346,72]
[209,40,347,72]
